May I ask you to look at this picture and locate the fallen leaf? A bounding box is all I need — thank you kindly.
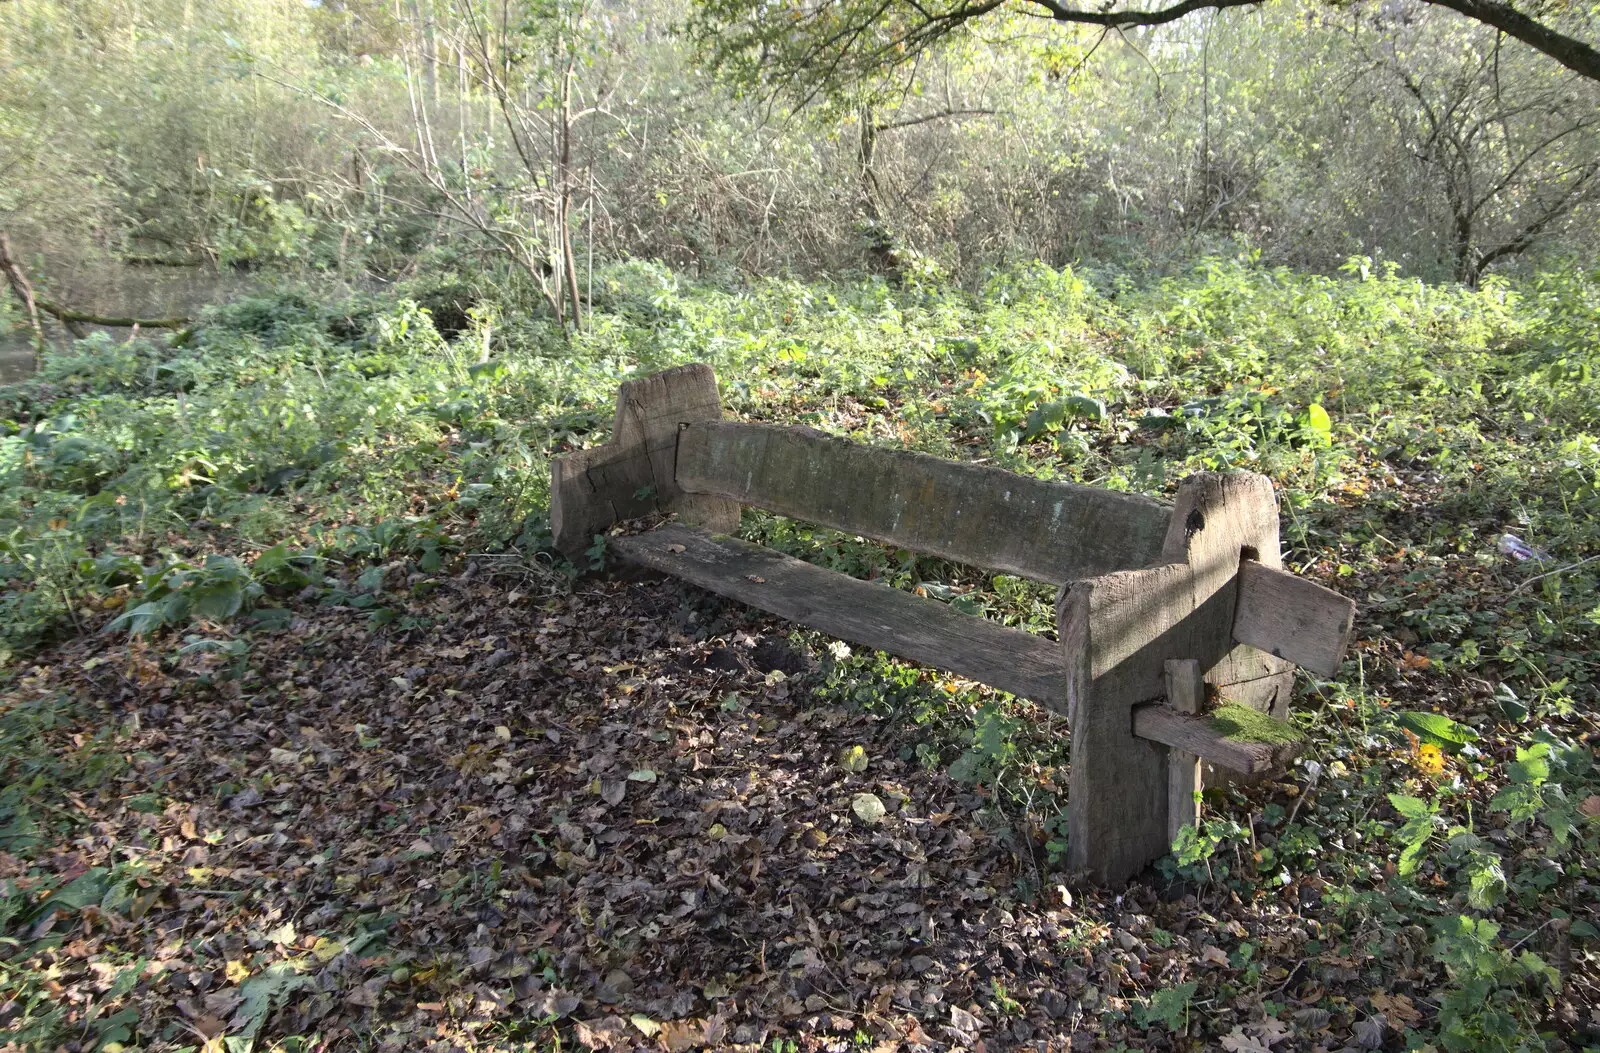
[1351,1014,1387,1050]
[950,1005,983,1034]
[527,988,581,1018]
[745,574,766,583]
[630,1013,662,1037]
[660,1018,710,1051]
[596,968,634,1002]
[852,793,887,825]
[838,745,869,773]
[345,976,387,1008]
[1370,992,1421,1026]
[574,1016,632,1050]
[1220,1027,1272,1053]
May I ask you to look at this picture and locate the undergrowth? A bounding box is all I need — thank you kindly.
[3,254,1598,1048]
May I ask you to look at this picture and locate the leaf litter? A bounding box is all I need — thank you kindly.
[2,552,1596,1051]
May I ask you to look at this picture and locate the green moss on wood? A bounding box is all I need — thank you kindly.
[1208,704,1304,745]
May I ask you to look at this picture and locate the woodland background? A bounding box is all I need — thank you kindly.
[2,1,1599,1051]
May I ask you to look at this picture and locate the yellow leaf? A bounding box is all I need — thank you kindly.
[837,745,869,773]
[225,959,250,983]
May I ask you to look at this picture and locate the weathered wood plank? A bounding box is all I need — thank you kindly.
[675,421,1171,585]
[1063,472,1287,884]
[611,524,1068,704]
[1233,560,1357,678]
[1133,703,1305,776]
[551,364,739,559]
[1164,658,1205,842]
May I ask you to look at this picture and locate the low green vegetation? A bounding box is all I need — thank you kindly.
[3,256,1599,1048]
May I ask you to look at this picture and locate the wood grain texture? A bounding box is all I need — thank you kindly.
[675,420,1171,584]
[611,524,1068,704]
[1164,658,1205,842]
[1133,703,1304,776]
[1062,472,1291,884]
[1233,560,1357,677]
[550,364,739,559]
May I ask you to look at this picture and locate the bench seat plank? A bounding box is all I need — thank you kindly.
[611,524,1068,704]
[676,421,1171,585]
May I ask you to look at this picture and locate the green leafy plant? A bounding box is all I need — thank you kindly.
[1387,792,1442,877]
[1490,735,1594,853]
[947,701,1021,785]
[107,555,262,635]
[1430,915,1560,1053]
[1133,981,1197,1032]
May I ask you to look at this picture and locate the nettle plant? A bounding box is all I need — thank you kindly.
[1380,713,1597,1050]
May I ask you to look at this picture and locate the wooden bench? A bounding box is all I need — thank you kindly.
[551,364,1356,883]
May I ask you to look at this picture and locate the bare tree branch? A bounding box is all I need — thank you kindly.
[874,107,997,131]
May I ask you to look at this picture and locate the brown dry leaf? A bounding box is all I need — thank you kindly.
[1253,1016,1291,1044]
[659,1018,710,1051]
[1370,992,1421,1026]
[573,1016,632,1050]
[1352,1014,1388,1050]
[1220,1027,1273,1053]
[1579,795,1600,818]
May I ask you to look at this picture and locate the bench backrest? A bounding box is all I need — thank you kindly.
[677,421,1171,584]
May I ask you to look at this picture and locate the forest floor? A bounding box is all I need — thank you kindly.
[2,262,1599,1051]
[19,541,1595,1053]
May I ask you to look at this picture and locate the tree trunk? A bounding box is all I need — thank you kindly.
[559,57,583,331]
[1447,185,1478,286]
[858,105,881,220]
[0,233,47,370]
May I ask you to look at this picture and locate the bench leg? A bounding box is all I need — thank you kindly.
[1061,472,1292,884]
[1165,658,1205,842]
